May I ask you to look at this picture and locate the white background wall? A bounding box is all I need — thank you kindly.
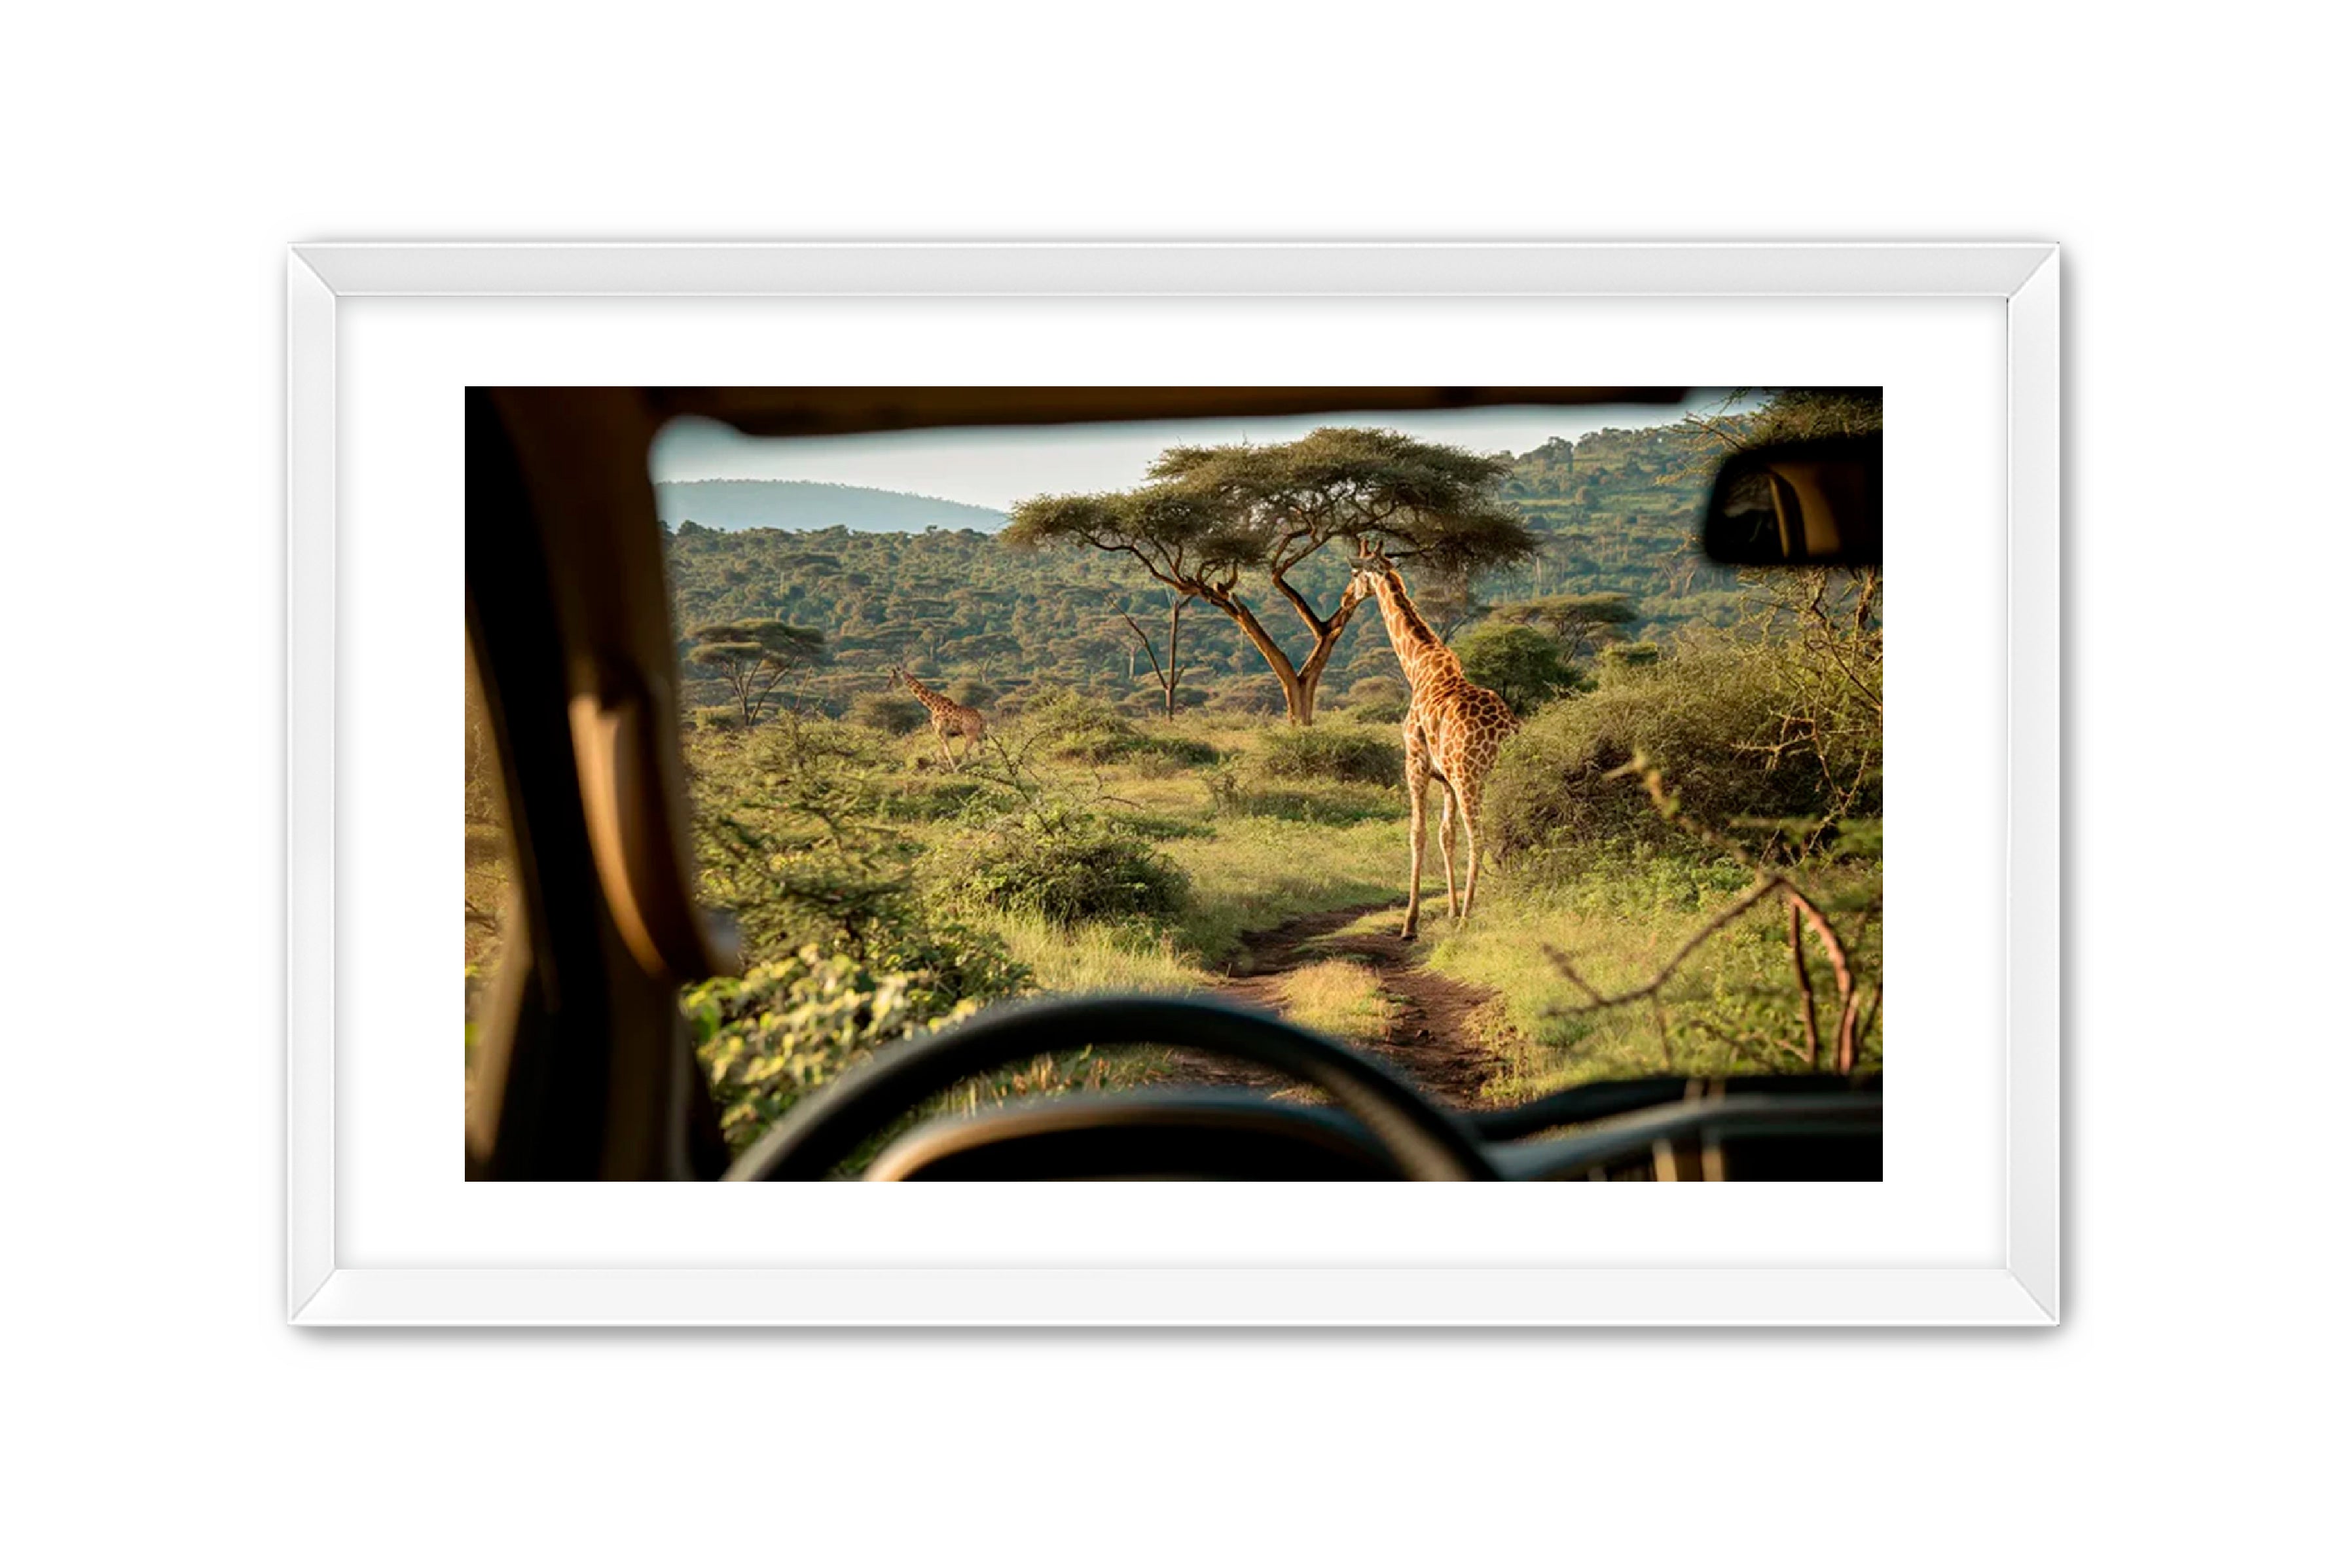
[3,4,2337,1563]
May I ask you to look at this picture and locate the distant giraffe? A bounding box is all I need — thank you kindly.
[889,666,987,771]
[1352,547,1519,938]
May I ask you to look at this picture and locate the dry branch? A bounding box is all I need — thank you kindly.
[1789,901,1821,1067]
[1545,873,1791,1013]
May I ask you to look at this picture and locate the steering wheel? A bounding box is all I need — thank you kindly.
[723,994,1498,1182]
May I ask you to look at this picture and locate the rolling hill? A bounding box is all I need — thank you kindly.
[661,422,1754,721]
[655,479,1007,534]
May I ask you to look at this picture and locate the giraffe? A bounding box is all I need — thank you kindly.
[1351,547,1520,938]
[888,666,987,771]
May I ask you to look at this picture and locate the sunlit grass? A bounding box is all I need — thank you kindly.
[1101,771,1216,814]
[1423,850,1882,1101]
[1275,957,1391,1046]
[492,689,1881,1154]
[980,909,1208,995]
[1164,814,1409,961]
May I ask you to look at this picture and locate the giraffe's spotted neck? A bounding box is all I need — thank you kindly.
[898,670,947,709]
[1368,568,1461,690]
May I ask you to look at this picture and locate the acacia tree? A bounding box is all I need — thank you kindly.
[686,619,829,727]
[1668,387,1885,479]
[1493,591,1639,661]
[1116,587,1192,718]
[1453,622,1584,716]
[1408,569,1488,641]
[950,632,1023,685]
[1006,428,1537,723]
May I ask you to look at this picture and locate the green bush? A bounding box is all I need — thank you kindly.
[1016,687,1146,762]
[1483,637,1879,861]
[864,911,1034,1006]
[1245,723,1405,788]
[684,719,1023,1002]
[1138,732,1220,769]
[945,678,998,710]
[1340,676,1410,724]
[1597,642,1662,680]
[682,947,991,1152]
[848,691,928,735]
[924,805,1191,926]
[1013,686,1217,771]
[1205,767,1407,826]
[1118,688,1212,721]
[871,773,992,822]
[1201,677,1287,718]
[1454,621,1584,715]
[1165,686,1213,712]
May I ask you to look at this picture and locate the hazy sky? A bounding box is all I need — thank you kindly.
[649,393,1735,511]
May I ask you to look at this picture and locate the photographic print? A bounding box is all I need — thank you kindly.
[465,386,1885,1183]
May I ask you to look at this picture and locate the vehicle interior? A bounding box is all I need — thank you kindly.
[465,386,1883,1182]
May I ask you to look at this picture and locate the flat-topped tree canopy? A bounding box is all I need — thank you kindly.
[1003,486,1262,592]
[1489,591,1640,661]
[1008,428,1537,724]
[1388,498,1540,580]
[1148,425,1527,570]
[684,618,829,727]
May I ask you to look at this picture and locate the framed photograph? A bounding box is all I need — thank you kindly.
[289,242,2058,1326]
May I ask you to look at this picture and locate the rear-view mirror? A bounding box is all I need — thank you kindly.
[1701,433,1882,568]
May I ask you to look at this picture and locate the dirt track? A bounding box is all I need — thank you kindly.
[1167,902,1499,1108]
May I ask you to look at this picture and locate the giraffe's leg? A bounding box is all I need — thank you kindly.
[1436,780,1461,921]
[1402,729,1430,940]
[1458,778,1487,921]
[936,727,957,772]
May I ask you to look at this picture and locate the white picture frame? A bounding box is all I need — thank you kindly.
[288,242,2059,1327]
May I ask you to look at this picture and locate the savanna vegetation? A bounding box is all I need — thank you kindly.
[468,391,1885,1154]
[656,414,1757,730]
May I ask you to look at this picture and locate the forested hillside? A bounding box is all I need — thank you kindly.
[663,417,1748,721]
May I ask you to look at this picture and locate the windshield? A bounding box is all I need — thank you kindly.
[456,387,1882,1163]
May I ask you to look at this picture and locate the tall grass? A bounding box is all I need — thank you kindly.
[477,645,1882,1151]
[1163,814,1409,962]
[1276,957,1392,1046]
[980,910,1207,995]
[1426,848,1882,1101]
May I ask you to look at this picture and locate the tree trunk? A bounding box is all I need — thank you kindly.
[1269,646,1353,725]
[1121,600,1187,720]
[1275,665,1309,725]
[1211,591,1309,723]
[1202,581,1370,727]
[1163,597,1182,718]
[1286,591,1370,726]
[1276,653,1339,725]
[1293,666,1325,725]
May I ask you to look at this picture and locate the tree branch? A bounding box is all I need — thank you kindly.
[1545,875,1791,1013]
[1118,611,1171,695]
[1785,888,1860,1072]
[1789,901,1821,1068]
[1269,570,1331,638]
